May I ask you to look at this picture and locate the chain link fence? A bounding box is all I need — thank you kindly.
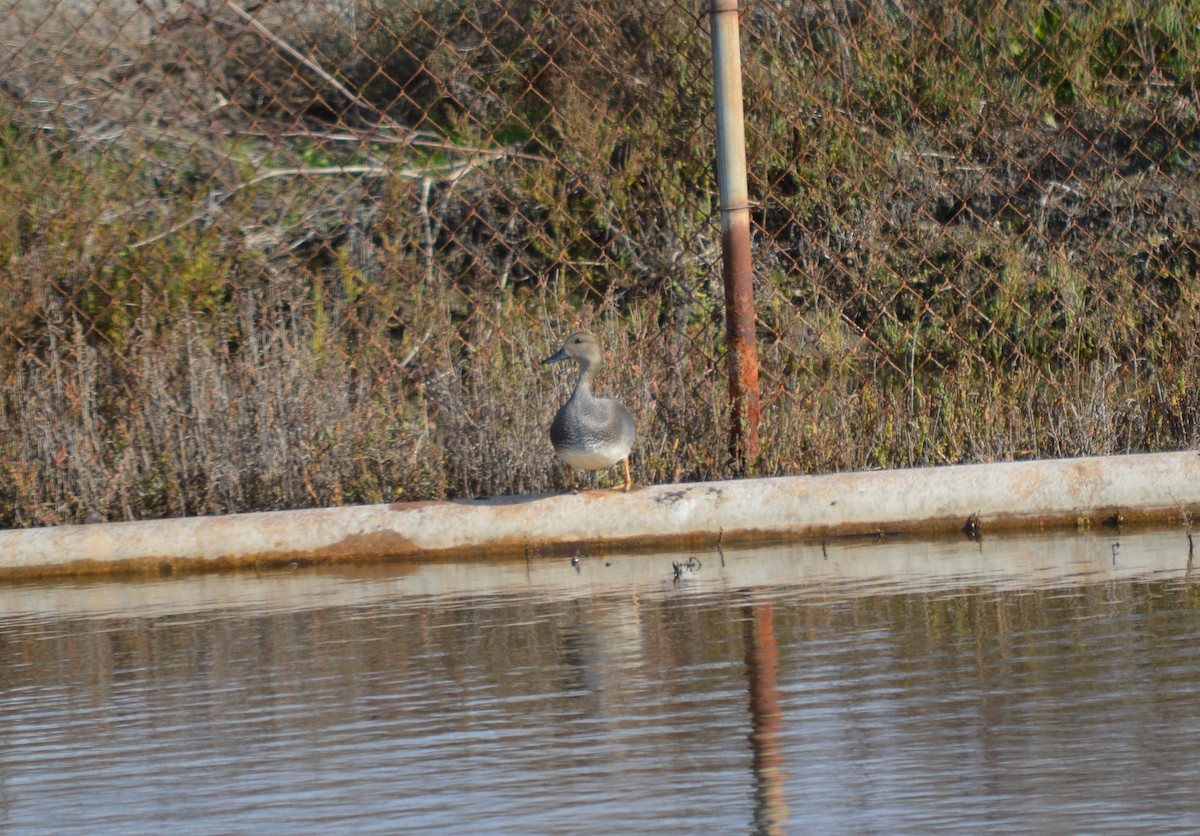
[1,0,1198,525]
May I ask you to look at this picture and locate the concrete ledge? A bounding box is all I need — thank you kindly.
[1,451,1197,579]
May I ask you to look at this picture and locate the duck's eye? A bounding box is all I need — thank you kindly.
[574,338,583,343]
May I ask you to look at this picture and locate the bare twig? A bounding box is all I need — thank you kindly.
[237,129,548,163]
[126,159,491,250]
[218,2,548,165]
[221,0,414,137]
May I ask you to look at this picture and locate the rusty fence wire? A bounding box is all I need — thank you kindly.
[1,0,1198,525]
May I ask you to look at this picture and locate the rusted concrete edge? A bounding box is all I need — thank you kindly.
[1,450,1197,580]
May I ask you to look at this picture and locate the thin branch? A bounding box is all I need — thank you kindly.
[235,128,548,163]
[125,159,490,251]
[218,3,545,168]
[221,0,410,135]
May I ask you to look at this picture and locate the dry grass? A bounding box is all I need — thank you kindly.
[1,0,1199,526]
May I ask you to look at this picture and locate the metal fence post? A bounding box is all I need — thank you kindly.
[708,0,761,468]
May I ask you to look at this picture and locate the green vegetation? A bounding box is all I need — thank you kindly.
[0,0,1198,525]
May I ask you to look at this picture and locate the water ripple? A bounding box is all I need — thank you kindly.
[2,529,1200,832]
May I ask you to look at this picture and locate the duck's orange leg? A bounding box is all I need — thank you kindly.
[616,457,632,492]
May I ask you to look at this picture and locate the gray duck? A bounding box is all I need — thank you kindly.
[542,332,637,491]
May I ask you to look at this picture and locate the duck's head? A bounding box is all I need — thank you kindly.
[542,332,603,368]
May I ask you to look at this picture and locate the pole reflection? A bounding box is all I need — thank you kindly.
[744,597,788,835]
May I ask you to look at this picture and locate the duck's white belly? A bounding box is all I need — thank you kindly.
[557,446,628,470]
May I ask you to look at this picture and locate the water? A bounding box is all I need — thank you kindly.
[1,527,1199,834]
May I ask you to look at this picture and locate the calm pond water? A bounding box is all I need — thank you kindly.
[2,527,1200,834]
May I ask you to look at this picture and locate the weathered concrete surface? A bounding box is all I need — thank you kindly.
[1,451,1197,579]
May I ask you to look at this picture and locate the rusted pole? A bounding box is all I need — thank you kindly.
[708,0,761,467]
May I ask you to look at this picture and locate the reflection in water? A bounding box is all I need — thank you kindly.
[0,529,1199,832]
[557,595,645,718]
[744,598,788,835]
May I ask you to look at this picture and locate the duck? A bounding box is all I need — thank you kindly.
[542,332,637,491]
